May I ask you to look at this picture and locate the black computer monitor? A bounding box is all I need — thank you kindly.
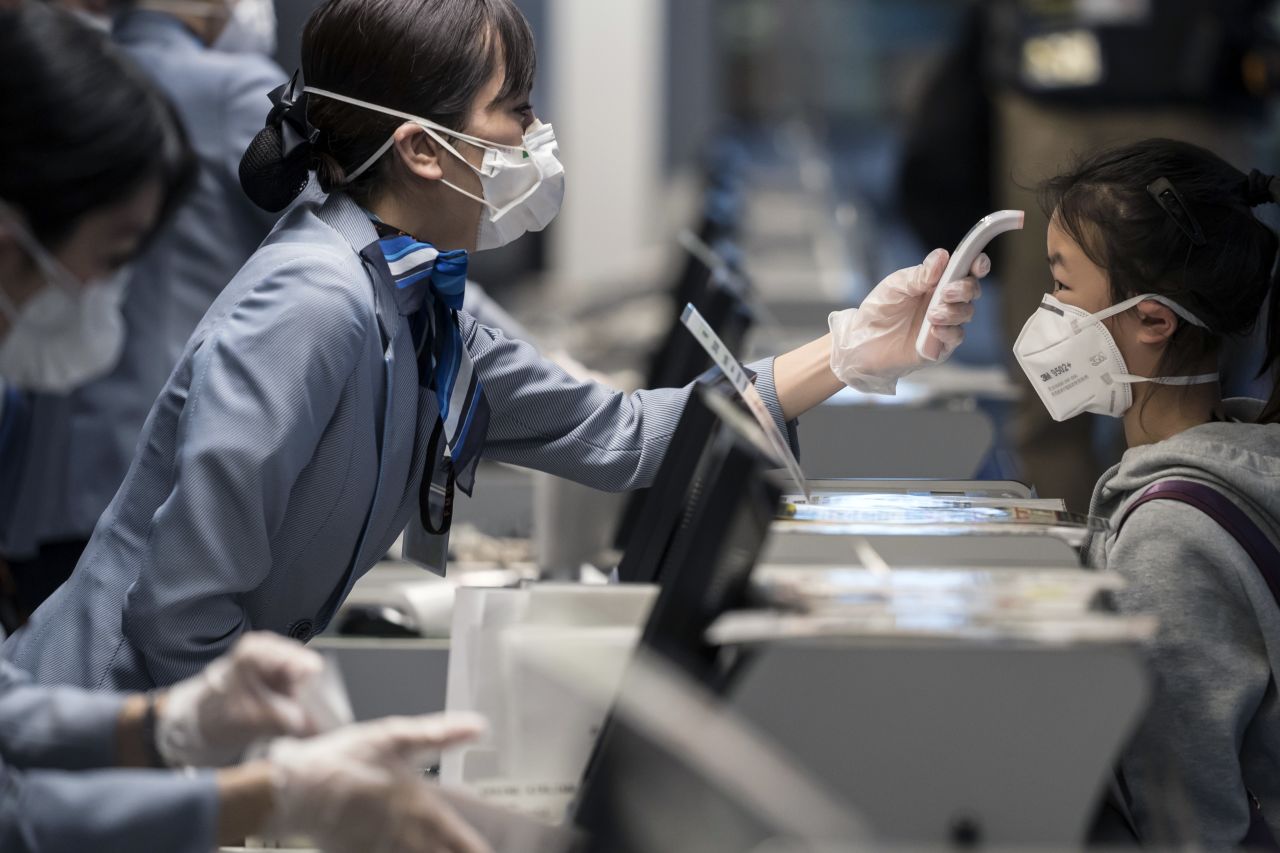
[670,239,719,317]
[613,383,721,568]
[571,650,862,853]
[576,389,785,846]
[670,234,743,317]
[647,265,753,392]
[633,389,782,685]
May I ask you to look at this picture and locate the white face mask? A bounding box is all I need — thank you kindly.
[214,0,277,56]
[302,86,566,252]
[1013,292,1218,421]
[0,210,128,393]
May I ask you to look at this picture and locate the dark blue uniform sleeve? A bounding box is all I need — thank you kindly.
[0,661,123,771]
[0,763,218,853]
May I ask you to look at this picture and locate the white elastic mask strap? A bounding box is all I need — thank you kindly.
[306,86,528,154]
[0,202,79,293]
[439,177,496,212]
[1087,293,1210,331]
[416,126,500,213]
[345,136,396,184]
[1089,294,1215,386]
[1116,372,1220,387]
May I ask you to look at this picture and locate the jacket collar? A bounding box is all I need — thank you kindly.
[316,192,428,318]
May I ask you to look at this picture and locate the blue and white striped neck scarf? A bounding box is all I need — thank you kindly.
[374,227,489,498]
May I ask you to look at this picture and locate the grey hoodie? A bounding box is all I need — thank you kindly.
[1086,399,1280,847]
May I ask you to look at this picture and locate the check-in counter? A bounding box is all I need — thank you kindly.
[309,636,451,721]
[712,607,1153,847]
[758,478,1083,569]
[454,462,537,539]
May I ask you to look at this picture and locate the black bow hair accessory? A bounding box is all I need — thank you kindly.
[239,69,317,213]
[267,69,320,157]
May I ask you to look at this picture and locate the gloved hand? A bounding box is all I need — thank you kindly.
[828,248,989,395]
[265,713,491,853]
[156,632,326,767]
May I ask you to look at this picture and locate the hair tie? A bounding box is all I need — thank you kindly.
[1245,169,1279,208]
[266,70,319,157]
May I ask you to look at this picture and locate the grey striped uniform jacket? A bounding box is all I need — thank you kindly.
[4,191,795,691]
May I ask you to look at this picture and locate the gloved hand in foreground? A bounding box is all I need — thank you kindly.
[828,248,989,395]
[265,712,491,853]
[157,632,326,767]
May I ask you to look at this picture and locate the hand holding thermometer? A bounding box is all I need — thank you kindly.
[914,209,1025,361]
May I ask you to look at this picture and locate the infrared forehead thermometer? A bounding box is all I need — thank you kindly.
[914,209,1025,361]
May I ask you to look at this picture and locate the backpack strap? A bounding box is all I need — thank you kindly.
[1119,479,1280,609]
[1117,478,1280,850]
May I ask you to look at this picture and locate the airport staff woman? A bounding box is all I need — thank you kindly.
[0,8,489,852]
[7,0,986,691]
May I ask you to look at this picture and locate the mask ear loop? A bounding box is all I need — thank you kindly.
[368,122,539,223]
[1098,294,1217,386]
[1073,292,1210,334]
[0,201,82,295]
[345,136,396,184]
[303,86,532,177]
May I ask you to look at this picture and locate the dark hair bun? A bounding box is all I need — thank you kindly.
[239,124,311,213]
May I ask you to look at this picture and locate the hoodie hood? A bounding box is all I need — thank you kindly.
[1091,398,1280,540]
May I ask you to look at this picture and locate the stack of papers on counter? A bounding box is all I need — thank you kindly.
[710,566,1154,648]
[775,493,1107,548]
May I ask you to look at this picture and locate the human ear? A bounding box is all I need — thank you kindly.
[391,124,447,182]
[1134,299,1179,345]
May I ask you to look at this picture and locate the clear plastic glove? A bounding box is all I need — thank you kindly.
[828,248,989,395]
[156,632,325,768]
[265,713,491,853]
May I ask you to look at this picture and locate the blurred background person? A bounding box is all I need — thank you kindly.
[0,0,291,624]
[0,0,197,629]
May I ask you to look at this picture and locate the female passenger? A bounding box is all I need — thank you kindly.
[6,0,986,691]
[1015,139,1280,845]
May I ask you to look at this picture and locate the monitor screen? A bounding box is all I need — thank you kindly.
[572,650,864,853]
[576,396,790,846]
[613,385,721,575]
[635,392,782,685]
